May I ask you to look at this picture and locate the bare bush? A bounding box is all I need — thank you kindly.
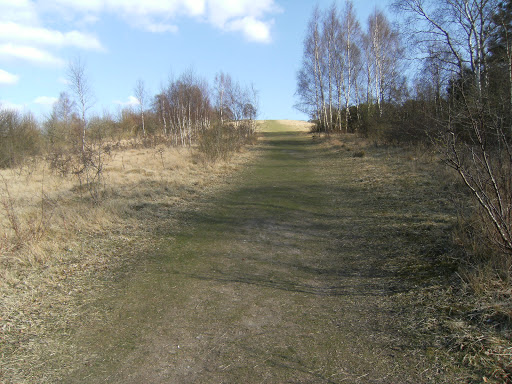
[197,123,242,163]
[47,143,110,203]
[442,112,512,261]
[196,120,257,164]
[73,144,108,203]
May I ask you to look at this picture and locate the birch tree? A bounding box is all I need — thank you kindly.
[134,78,147,137]
[339,0,362,130]
[214,71,231,124]
[296,6,328,131]
[490,0,512,112]
[67,56,94,152]
[323,3,339,130]
[395,0,512,259]
[365,10,402,117]
[45,92,76,147]
[154,90,169,136]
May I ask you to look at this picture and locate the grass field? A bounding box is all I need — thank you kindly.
[1,121,510,383]
[0,138,256,382]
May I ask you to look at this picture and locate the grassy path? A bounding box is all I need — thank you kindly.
[64,121,463,383]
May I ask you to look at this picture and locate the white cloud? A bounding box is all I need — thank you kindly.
[61,30,104,50]
[145,23,178,33]
[205,0,281,43]
[206,0,279,42]
[0,3,105,68]
[0,69,19,84]
[39,0,280,42]
[207,0,278,25]
[34,96,58,105]
[45,0,191,33]
[0,2,105,68]
[183,0,206,16]
[47,0,205,18]
[0,0,39,24]
[0,22,104,51]
[226,16,272,43]
[0,100,25,111]
[0,43,65,66]
[114,95,140,107]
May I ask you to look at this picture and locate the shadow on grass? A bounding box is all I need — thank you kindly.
[153,130,457,301]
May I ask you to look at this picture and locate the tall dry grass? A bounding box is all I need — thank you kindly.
[0,137,255,383]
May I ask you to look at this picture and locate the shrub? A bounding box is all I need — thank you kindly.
[0,110,42,168]
[197,121,256,163]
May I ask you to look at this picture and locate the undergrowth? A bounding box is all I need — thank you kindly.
[328,133,512,383]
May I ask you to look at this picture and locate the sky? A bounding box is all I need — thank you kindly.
[0,0,392,122]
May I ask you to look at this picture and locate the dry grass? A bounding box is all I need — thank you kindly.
[0,137,256,383]
[273,119,313,132]
[55,121,469,383]
[3,125,511,383]
[318,133,512,383]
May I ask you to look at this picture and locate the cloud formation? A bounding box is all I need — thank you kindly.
[0,43,65,66]
[0,0,279,95]
[0,69,19,85]
[225,16,273,43]
[114,96,140,107]
[0,0,38,25]
[0,22,103,51]
[0,1,104,67]
[34,95,58,105]
[207,0,279,42]
[0,99,25,111]
[40,0,280,42]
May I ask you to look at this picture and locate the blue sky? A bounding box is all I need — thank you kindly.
[0,0,392,121]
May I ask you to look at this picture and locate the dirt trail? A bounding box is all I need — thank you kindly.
[63,121,463,383]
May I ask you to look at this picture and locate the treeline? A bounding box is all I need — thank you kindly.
[295,2,405,138]
[0,68,258,169]
[297,1,512,286]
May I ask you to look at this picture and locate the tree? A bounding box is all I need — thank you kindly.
[44,92,76,148]
[365,9,402,117]
[246,84,259,122]
[339,0,362,130]
[489,0,512,113]
[322,3,339,131]
[67,56,94,152]
[297,2,399,133]
[393,0,499,101]
[134,78,147,137]
[214,71,232,124]
[395,0,512,260]
[162,70,212,146]
[296,5,329,131]
[153,90,169,136]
